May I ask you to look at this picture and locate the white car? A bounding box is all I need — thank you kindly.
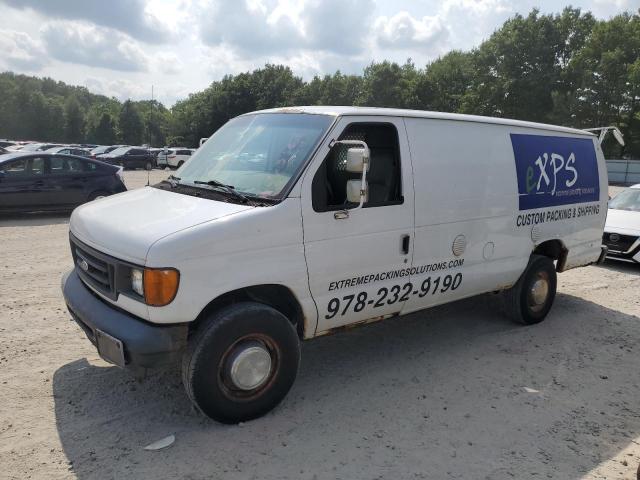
[603,184,640,263]
[61,106,607,423]
[157,148,193,168]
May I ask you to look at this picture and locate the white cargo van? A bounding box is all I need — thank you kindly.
[61,107,608,423]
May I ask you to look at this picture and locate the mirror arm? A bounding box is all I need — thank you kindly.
[357,154,369,209]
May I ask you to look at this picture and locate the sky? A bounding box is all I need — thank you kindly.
[0,0,637,106]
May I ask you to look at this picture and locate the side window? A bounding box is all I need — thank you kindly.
[30,157,45,175]
[50,156,85,174]
[2,158,29,176]
[84,162,98,172]
[312,123,403,212]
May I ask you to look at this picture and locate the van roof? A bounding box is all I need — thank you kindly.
[251,106,594,137]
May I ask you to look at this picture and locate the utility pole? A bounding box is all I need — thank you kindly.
[150,84,154,147]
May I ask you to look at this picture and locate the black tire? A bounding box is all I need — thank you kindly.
[503,254,557,325]
[182,302,300,423]
[88,190,110,201]
[177,160,185,168]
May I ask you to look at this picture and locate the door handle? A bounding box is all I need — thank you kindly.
[334,210,349,220]
[401,234,410,255]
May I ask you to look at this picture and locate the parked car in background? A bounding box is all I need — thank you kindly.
[602,184,640,263]
[156,148,193,168]
[0,140,15,148]
[45,146,91,157]
[6,142,29,152]
[0,152,126,213]
[91,145,122,158]
[19,143,61,152]
[0,147,7,155]
[98,146,155,170]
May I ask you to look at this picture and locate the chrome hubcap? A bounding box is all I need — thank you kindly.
[528,273,549,313]
[228,342,272,391]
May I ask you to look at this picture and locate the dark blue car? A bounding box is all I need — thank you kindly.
[0,152,127,213]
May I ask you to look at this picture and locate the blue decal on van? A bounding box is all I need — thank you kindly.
[510,134,599,211]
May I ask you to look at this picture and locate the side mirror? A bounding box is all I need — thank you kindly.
[346,179,368,203]
[345,147,370,173]
[330,140,370,210]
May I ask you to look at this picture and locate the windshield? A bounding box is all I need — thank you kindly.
[108,147,130,156]
[20,143,42,152]
[92,146,110,154]
[177,113,333,199]
[609,188,640,212]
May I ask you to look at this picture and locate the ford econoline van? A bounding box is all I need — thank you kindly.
[61,107,608,423]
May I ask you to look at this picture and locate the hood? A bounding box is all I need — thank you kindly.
[70,187,253,263]
[605,208,640,235]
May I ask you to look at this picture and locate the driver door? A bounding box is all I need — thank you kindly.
[300,117,415,334]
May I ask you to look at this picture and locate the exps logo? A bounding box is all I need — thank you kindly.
[511,134,599,211]
[525,152,578,195]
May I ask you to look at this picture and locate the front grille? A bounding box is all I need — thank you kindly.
[70,235,117,300]
[603,232,638,253]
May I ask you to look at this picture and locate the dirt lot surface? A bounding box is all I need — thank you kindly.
[1,174,639,479]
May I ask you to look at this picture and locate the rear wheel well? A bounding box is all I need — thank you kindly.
[189,285,305,339]
[533,239,568,272]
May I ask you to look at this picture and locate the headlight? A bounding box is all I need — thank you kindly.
[130,267,179,306]
[131,268,144,296]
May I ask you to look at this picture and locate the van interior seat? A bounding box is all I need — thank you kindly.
[367,150,396,205]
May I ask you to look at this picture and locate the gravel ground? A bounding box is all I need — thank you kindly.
[1,174,639,480]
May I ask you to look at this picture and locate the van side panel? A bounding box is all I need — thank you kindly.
[402,118,525,313]
[402,118,605,314]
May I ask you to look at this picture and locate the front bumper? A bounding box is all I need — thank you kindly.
[61,269,188,369]
[602,231,640,263]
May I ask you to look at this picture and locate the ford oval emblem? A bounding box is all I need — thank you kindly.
[609,233,620,243]
[78,259,89,272]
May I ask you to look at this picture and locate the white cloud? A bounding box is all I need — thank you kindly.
[40,22,150,72]
[199,0,374,57]
[155,52,183,75]
[0,0,171,43]
[374,12,449,50]
[0,29,46,71]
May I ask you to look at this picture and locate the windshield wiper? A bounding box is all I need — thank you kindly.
[193,179,250,203]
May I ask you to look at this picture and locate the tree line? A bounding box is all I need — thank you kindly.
[0,8,638,158]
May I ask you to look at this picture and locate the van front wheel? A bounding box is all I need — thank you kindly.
[182,302,300,423]
[504,254,557,325]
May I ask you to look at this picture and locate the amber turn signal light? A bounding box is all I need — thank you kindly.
[143,268,179,306]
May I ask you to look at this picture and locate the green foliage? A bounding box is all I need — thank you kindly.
[118,100,144,145]
[64,96,84,143]
[89,112,117,145]
[0,8,638,157]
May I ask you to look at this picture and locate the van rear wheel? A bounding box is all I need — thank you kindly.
[503,254,557,325]
[182,302,300,423]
